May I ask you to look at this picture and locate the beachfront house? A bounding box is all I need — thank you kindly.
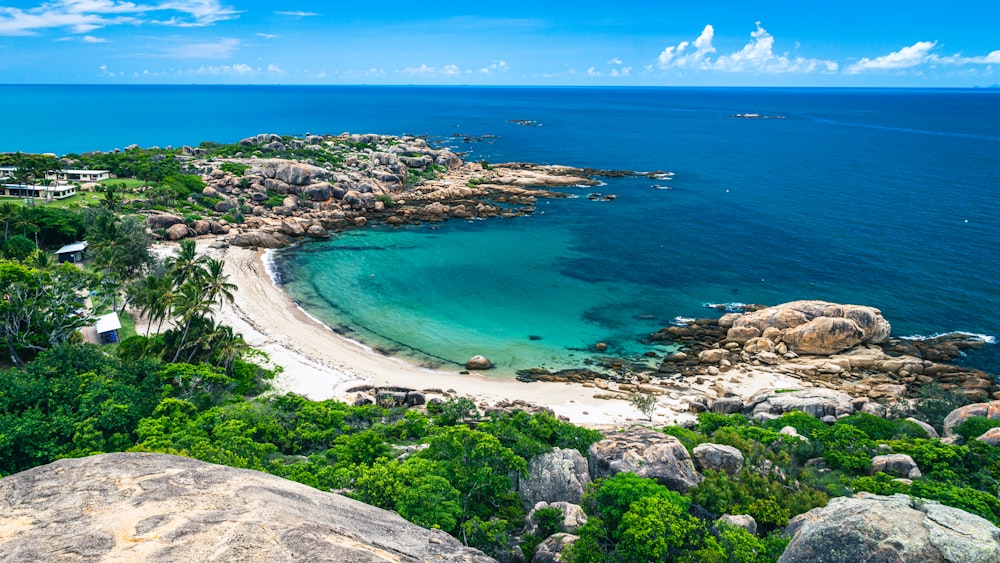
[55,241,87,264]
[0,166,14,181]
[1,183,78,200]
[94,312,122,344]
[44,169,111,183]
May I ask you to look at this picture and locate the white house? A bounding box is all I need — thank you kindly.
[2,183,78,200]
[45,169,111,183]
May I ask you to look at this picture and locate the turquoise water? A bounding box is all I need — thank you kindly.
[3,85,998,374]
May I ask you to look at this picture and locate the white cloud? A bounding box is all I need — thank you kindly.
[400,63,436,76]
[932,49,1000,66]
[657,24,715,68]
[657,22,837,74]
[266,63,283,73]
[441,64,460,75]
[480,60,509,74]
[587,66,601,76]
[256,32,276,40]
[610,67,632,77]
[0,0,238,36]
[846,41,937,74]
[159,37,239,58]
[607,57,623,65]
[186,62,256,76]
[82,34,106,42]
[274,11,319,17]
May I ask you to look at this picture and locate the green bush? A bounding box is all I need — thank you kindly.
[763,410,828,440]
[835,412,928,441]
[954,416,1000,441]
[219,162,249,177]
[816,424,878,472]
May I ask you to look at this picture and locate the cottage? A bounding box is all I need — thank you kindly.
[94,312,122,344]
[55,241,87,263]
[44,169,111,183]
[2,183,78,200]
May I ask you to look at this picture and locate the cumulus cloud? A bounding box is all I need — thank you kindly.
[0,0,238,36]
[480,60,509,74]
[400,63,436,76]
[657,22,837,74]
[185,62,256,76]
[82,34,106,42]
[845,41,937,74]
[607,57,623,65]
[266,63,283,73]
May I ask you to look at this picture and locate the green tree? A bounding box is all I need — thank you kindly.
[3,234,37,261]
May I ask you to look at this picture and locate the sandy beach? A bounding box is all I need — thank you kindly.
[171,238,806,427]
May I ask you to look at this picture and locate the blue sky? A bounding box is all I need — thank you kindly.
[1,1,999,86]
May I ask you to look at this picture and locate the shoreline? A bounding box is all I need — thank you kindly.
[173,237,809,427]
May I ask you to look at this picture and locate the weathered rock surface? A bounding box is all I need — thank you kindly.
[745,388,855,420]
[731,300,891,355]
[942,400,1000,437]
[518,448,591,510]
[716,514,757,535]
[588,426,703,492]
[870,454,922,479]
[466,355,493,370]
[692,443,745,476]
[532,533,577,563]
[230,231,287,249]
[0,453,494,563]
[977,427,1000,448]
[780,493,1000,563]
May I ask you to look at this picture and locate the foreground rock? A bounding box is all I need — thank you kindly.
[0,453,494,563]
[780,493,1000,563]
[518,448,592,510]
[588,426,703,492]
[942,400,1000,436]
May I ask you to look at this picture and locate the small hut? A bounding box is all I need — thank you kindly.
[95,312,122,344]
[55,241,88,264]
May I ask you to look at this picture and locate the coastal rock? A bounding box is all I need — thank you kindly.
[870,454,922,479]
[906,417,939,439]
[524,502,588,535]
[165,223,190,240]
[779,493,1000,563]
[230,231,286,249]
[692,443,745,476]
[976,428,1000,448]
[146,213,184,229]
[942,400,1000,436]
[280,220,305,237]
[716,514,757,535]
[532,534,577,563]
[698,349,729,364]
[0,453,494,563]
[260,159,331,186]
[305,225,330,238]
[732,301,891,355]
[518,448,591,510]
[466,355,493,370]
[588,426,703,493]
[745,388,855,420]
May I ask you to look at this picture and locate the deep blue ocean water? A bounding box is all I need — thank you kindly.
[3,85,998,374]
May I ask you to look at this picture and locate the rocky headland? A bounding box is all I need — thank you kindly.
[141,132,662,248]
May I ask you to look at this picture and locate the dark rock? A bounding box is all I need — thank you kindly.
[532,533,577,563]
[518,448,591,510]
[588,427,703,493]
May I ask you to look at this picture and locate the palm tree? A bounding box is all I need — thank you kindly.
[165,239,205,288]
[169,282,212,363]
[25,249,53,270]
[210,325,248,376]
[0,202,17,240]
[201,257,237,308]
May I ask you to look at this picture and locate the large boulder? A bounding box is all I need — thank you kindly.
[260,159,331,186]
[780,493,1000,563]
[692,443,745,476]
[518,448,591,510]
[588,426,703,493]
[942,400,1000,437]
[230,231,286,249]
[146,213,184,229]
[532,533,577,563]
[745,387,855,421]
[731,301,891,355]
[870,454,922,479]
[0,453,494,563]
[164,223,190,241]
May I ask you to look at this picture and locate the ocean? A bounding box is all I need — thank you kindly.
[3,85,998,375]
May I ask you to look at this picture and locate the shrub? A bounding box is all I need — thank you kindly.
[816,424,878,473]
[954,416,1000,441]
[763,410,827,440]
[696,412,749,435]
[219,162,249,177]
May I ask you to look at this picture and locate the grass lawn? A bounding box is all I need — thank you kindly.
[0,194,95,208]
[99,178,157,190]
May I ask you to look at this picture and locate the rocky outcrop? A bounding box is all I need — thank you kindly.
[532,533,577,563]
[230,231,288,249]
[518,448,591,510]
[588,426,703,493]
[716,514,757,535]
[692,443,745,476]
[977,427,1000,447]
[870,454,922,479]
[942,400,1000,436]
[0,452,494,563]
[146,212,184,229]
[780,493,1000,563]
[745,388,855,421]
[731,301,892,355]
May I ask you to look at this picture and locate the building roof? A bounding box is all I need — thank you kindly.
[60,169,110,174]
[55,241,88,254]
[95,312,122,334]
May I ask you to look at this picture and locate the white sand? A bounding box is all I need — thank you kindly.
[159,238,805,427]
